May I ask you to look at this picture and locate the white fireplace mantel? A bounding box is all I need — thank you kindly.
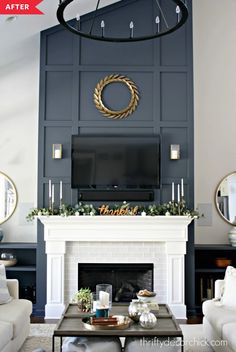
[39,216,193,319]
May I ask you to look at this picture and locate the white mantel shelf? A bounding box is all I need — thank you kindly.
[38,215,193,242]
[39,216,193,320]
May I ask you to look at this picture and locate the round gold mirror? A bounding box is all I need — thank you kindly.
[0,172,18,225]
[215,172,236,225]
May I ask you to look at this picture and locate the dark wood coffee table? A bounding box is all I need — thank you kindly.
[52,303,183,352]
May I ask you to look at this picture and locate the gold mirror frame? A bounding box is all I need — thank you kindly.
[215,171,236,226]
[94,74,139,119]
[0,172,18,225]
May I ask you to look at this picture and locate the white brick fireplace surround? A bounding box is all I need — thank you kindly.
[39,216,193,320]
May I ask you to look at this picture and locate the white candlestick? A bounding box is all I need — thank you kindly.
[181,178,184,197]
[177,184,180,202]
[99,291,109,307]
[60,181,63,200]
[52,184,54,204]
[49,180,52,198]
[172,182,175,202]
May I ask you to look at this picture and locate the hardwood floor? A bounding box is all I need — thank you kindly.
[187,316,203,324]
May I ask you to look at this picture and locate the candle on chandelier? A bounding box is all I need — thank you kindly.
[176,6,180,23]
[76,14,80,30]
[177,184,180,202]
[172,182,175,202]
[129,21,134,38]
[101,20,105,37]
[155,16,160,33]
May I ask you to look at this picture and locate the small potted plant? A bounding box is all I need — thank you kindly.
[74,288,92,312]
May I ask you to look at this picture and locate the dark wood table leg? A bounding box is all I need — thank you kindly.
[181,336,184,352]
[60,336,63,352]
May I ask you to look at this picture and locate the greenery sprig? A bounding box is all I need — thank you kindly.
[26,200,198,221]
[73,288,92,312]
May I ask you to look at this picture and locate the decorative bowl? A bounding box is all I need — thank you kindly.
[0,253,17,267]
[137,294,157,303]
[82,315,132,330]
[215,258,232,268]
[136,290,156,302]
[0,258,17,267]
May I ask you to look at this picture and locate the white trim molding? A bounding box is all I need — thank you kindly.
[39,216,193,319]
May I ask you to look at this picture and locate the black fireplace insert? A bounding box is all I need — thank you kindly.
[78,263,153,303]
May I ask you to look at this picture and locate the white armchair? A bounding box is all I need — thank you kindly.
[7,279,19,299]
[0,279,32,352]
[202,278,236,352]
[214,279,224,300]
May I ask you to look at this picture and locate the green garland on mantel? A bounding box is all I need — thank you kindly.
[26,201,199,221]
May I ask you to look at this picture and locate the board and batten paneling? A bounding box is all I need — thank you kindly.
[37,0,194,316]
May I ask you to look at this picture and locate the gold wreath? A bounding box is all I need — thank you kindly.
[94,74,139,119]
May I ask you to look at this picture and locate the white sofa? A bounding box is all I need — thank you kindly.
[203,279,236,352]
[0,279,32,352]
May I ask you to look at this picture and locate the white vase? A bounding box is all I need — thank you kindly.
[228,227,236,247]
[0,229,3,242]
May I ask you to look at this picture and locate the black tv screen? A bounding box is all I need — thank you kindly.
[71,136,160,189]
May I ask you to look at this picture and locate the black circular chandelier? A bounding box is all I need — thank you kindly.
[57,0,188,43]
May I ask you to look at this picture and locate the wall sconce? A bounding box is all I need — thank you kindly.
[170,144,180,160]
[52,144,62,159]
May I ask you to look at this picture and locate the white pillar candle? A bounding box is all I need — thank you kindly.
[99,290,109,307]
[60,181,63,200]
[181,178,184,197]
[177,184,180,202]
[49,180,52,198]
[172,182,175,202]
[52,184,54,204]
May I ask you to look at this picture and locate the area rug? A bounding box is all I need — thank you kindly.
[180,325,213,352]
[20,324,57,352]
[20,324,213,352]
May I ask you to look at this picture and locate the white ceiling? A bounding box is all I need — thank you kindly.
[0,0,119,65]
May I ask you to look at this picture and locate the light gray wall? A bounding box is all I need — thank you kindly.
[0,35,39,242]
[193,0,236,244]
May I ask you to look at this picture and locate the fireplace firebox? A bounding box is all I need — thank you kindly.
[78,263,153,302]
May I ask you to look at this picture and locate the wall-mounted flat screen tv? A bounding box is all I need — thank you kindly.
[71,135,160,189]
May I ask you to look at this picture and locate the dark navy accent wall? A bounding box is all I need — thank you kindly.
[36,0,194,316]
